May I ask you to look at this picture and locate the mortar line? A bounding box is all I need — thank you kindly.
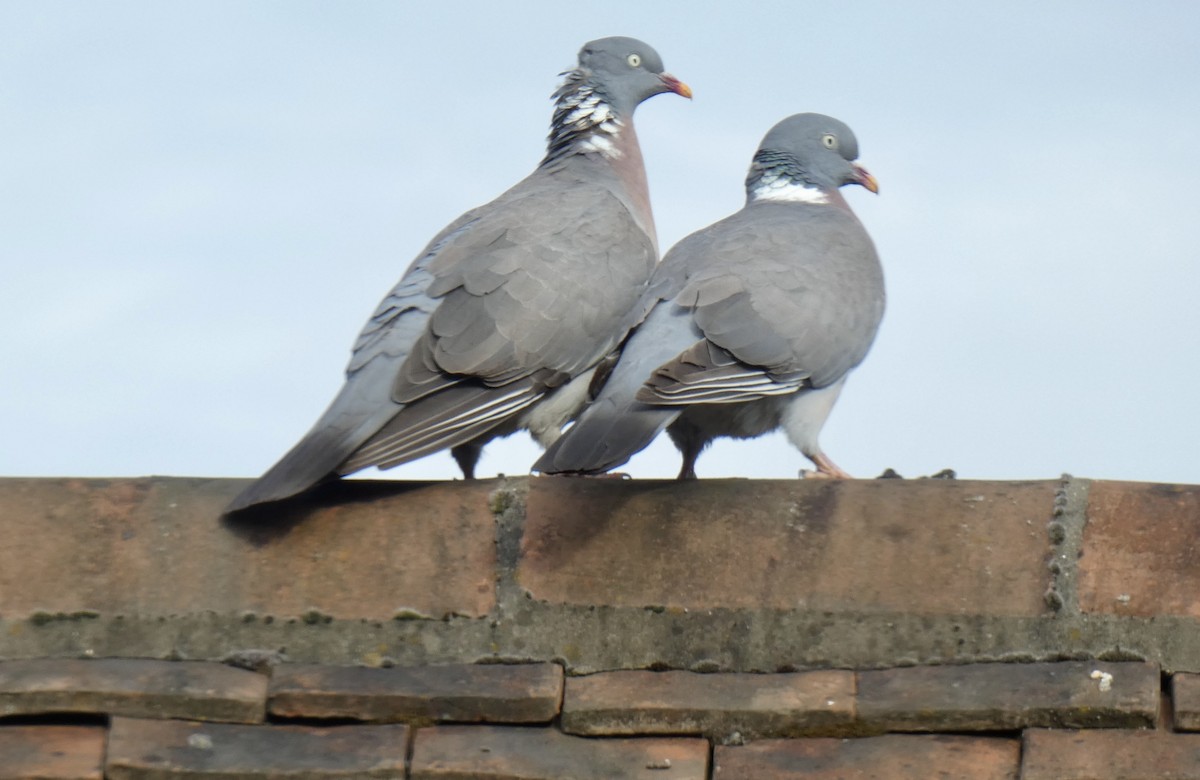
[1047,473,1090,618]
[488,476,531,654]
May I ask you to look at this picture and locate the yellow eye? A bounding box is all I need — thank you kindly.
[627,53,642,68]
[822,134,837,149]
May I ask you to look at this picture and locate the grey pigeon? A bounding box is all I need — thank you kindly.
[534,113,883,480]
[226,37,690,513]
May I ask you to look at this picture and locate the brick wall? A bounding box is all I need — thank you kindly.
[2,475,1199,777]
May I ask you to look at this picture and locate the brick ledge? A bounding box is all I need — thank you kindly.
[5,473,1200,777]
[2,475,1200,672]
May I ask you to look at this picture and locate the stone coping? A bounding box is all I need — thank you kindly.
[2,476,1199,671]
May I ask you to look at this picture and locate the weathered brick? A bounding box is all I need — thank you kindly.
[1079,481,1200,617]
[0,477,496,621]
[0,725,105,780]
[561,669,853,738]
[0,658,267,723]
[714,734,1019,779]
[1173,673,1200,731]
[521,478,1054,615]
[857,661,1158,731]
[105,717,408,778]
[1022,729,1200,779]
[410,725,708,779]
[269,662,562,723]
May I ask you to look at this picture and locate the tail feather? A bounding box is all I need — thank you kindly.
[224,421,371,514]
[534,394,678,474]
[224,360,400,515]
[343,380,539,473]
[534,304,695,475]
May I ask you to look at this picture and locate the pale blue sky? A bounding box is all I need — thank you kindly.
[3,2,1199,483]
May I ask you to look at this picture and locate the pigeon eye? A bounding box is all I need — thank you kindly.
[821,134,838,149]
[626,53,642,68]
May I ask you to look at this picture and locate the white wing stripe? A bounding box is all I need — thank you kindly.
[353,389,538,462]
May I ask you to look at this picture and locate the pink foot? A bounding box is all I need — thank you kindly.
[801,452,852,479]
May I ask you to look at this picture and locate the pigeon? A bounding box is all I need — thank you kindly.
[225,37,690,514]
[534,113,883,480]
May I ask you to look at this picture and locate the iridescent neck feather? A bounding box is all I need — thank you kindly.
[541,70,626,168]
[745,149,830,204]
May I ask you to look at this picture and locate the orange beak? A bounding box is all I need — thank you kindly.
[660,73,693,99]
[852,162,879,194]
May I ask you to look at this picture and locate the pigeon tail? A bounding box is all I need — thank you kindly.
[534,303,693,475]
[224,360,401,514]
[534,394,679,476]
[224,422,364,515]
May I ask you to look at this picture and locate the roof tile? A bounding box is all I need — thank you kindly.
[714,734,1019,779]
[411,725,709,779]
[105,717,408,778]
[1174,673,1200,731]
[561,669,854,738]
[0,658,266,723]
[0,725,105,780]
[269,662,563,723]
[1022,729,1200,779]
[857,661,1159,731]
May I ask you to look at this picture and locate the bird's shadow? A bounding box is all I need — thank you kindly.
[218,479,436,547]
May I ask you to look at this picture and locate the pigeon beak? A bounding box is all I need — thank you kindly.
[659,73,693,99]
[852,162,879,194]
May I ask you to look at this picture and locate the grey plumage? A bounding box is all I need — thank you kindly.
[226,37,689,514]
[534,113,883,479]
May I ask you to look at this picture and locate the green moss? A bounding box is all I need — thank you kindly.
[489,488,514,514]
[28,610,99,626]
[301,609,333,625]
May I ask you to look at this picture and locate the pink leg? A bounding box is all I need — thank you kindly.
[801,451,853,479]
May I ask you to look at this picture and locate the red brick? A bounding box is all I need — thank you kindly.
[0,726,104,780]
[0,477,496,621]
[714,734,1019,779]
[561,669,853,738]
[857,661,1159,731]
[105,717,408,778]
[1079,481,1200,617]
[1174,673,1200,731]
[521,478,1054,614]
[0,658,266,723]
[410,725,708,779]
[1022,729,1200,779]
[269,662,562,723]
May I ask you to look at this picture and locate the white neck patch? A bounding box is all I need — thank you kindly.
[750,178,829,204]
[556,88,624,159]
[577,133,620,157]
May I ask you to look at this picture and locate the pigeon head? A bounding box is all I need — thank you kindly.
[574,36,692,111]
[543,37,689,167]
[746,113,878,204]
